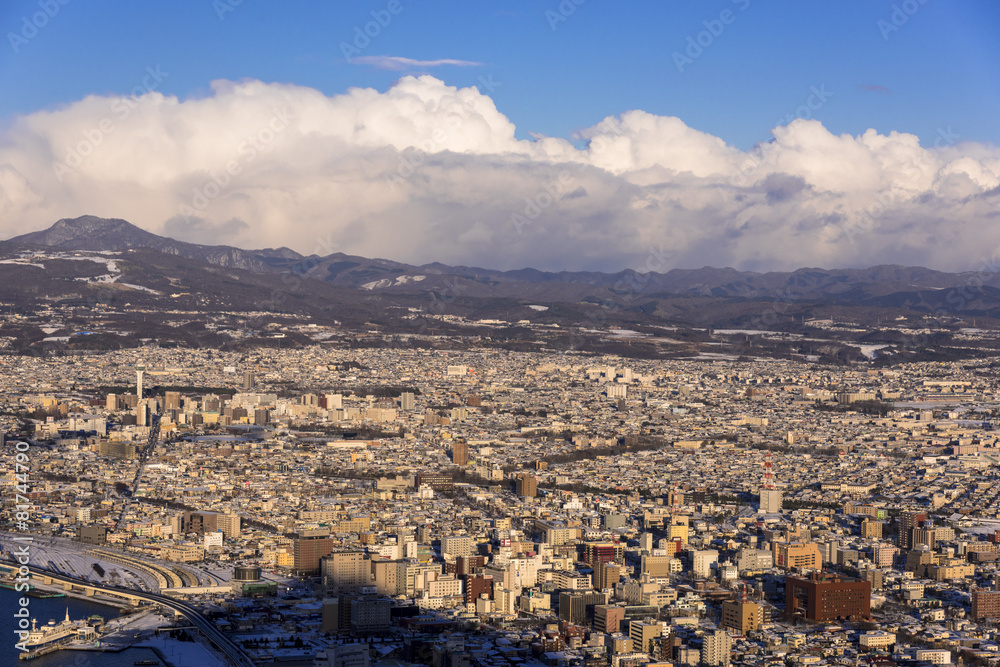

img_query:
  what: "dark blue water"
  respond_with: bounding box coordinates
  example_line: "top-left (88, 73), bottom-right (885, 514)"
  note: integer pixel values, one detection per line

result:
top-left (0, 588), bottom-right (166, 666)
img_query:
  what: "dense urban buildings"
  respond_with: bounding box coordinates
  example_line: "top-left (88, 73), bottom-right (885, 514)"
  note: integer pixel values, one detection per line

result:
top-left (7, 344), bottom-right (1000, 665)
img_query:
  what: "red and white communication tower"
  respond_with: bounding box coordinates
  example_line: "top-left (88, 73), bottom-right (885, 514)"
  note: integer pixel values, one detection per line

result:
top-left (763, 445), bottom-right (776, 490)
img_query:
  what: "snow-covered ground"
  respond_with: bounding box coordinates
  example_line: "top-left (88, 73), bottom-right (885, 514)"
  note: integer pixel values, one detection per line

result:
top-left (119, 283), bottom-right (162, 294)
top-left (361, 274), bottom-right (426, 290)
top-left (859, 344), bottom-right (890, 359)
top-left (0, 534), bottom-right (217, 592)
top-left (5, 250), bottom-right (160, 293)
top-left (137, 634), bottom-right (231, 667)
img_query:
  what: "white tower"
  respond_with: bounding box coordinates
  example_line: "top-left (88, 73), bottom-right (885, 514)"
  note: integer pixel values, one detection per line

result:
top-left (136, 365), bottom-right (145, 399)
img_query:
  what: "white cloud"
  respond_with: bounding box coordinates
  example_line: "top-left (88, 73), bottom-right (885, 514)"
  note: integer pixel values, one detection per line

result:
top-left (350, 56), bottom-right (484, 70)
top-left (1, 75), bottom-right (999, 272)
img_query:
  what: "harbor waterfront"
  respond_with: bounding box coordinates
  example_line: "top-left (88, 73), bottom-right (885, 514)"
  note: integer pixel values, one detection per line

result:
top-left (1, 587), bottom-right (165, 665)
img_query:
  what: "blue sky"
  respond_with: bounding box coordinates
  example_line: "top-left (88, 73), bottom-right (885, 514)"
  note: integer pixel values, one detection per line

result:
top-left (1, 0), bottom-right (1000, 271)
top-left (3, 0), bottom-right (999, 150)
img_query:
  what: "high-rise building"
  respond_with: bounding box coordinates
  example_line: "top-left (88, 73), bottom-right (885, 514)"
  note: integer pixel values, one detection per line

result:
top-left (292, 530), bottom-right (335, 575)
top-left (912, 527), bottom-right (937, 551)
top-left (399, 392), bottom-right (415, 410)
top-left (972, 589), bottom-right (1000, 620)
top-left (861, 519), bottom-right (883, 539)
top-left (136, 400), bottom-right (149, 427)
top-left (594, 605), bottom-right (625, 634)
top-left (701, 629), bottom-right (732, 666)
top-left (785, 573), bottom-right (872, 621)
top-left (720, 599), bottom-right (762, 634)
top-left (586, 542), bottom-right (622, 569)
top-left (452, 440), bottom-right (469, 466)
top-left (516, 473), bottom-right (537, 498)
top-left (164, 391), bottom-right (181, 411)
top-left (463, 575), bottom-right (493, 604)
top-left (442, 536), bottom-right (475, 559)
top-left (899, 512), bottom-right (928, 550)
top-left (629, 620), bottom-right (663, 654)
top-left (217, 513), bottom-right (241, 539)
top-left (558, 590), bottom-right (607, 625)
top-left (242, 370), bottom-right (255, 389)
top-left (692, 549), bottom-right (719, 578)
top-left (759, 489), bottom-right (783, 514)
top-left (321, 551), bottom-right (373, 592)
top-left (595, 563), bottom-right (621, 591)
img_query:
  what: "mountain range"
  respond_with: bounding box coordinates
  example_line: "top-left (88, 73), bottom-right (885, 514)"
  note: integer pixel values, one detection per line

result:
top-left (9, 215), bottom-right (999, 305)
top-left (2, 215), bottom-right (999, 360)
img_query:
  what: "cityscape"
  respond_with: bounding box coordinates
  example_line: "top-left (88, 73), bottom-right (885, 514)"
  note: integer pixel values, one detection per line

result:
top-left (3, 1), bottom-right (1000, 667)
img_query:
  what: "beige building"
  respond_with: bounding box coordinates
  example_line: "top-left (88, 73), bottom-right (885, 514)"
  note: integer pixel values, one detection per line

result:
top-left (721, 599), bottom-right (762, 634)
top-left (321, 551), bottom-right (373, 593)
top-left (774, 542), bottom-right (821, 570)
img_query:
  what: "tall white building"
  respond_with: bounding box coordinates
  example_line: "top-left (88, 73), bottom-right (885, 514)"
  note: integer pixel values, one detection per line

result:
top-left (701, 629), bottom-right (732, 666)
top-left (759, 489), bottom-right (783, 513)
top-left (692, 549), bottom-right (719, 578)
top-left (441, 536), bottom-right (475, 559)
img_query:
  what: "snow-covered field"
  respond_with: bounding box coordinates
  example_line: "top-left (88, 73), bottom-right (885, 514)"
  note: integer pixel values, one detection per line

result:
top-left (4, 251), bottom-right (160, 293)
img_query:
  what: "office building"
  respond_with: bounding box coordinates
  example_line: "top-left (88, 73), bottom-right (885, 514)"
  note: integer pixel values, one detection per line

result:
top-left (720, 599), bottom-right (762, 634)
top-left (516, 473), bottom-right (538, 498)
top-left (321, 551), bottom-right (373, 593)
top-left (972, 589), bottom-right (1000, 620)
top-left (629, 620), bottom-right (662, 654)
top-left (774, 542), bottom-right (822, 571)
top-left (452, 440), bottom-right (469, 466)
top-left (899, 511), bottom-right (928, 550)
top-left (292, 529), bottom-right (335, 575)
top-left (701, 629), bottom-right (732, 667)
top-left (785, 573), bottom-right (871, 621)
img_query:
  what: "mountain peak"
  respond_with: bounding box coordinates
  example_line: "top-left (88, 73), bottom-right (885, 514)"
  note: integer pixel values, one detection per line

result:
top-left (11, 215), bottom-right (161, 249)
top-left (6, 215), bottom-right (302, 271)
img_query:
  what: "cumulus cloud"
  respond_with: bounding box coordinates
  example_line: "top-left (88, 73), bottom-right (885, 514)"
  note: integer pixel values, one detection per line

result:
top-left (1, 75), bottom-right (999, 272)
